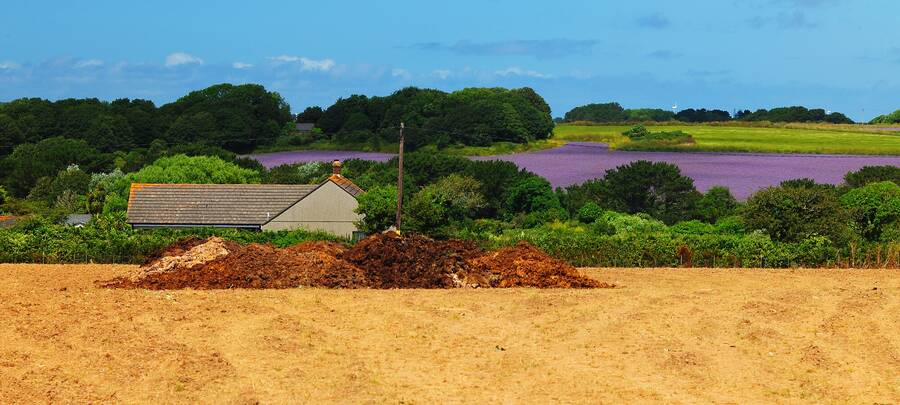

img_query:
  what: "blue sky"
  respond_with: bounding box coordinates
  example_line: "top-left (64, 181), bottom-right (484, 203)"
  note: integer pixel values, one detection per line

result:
top-left (1, 0), bottom-right (898, 121)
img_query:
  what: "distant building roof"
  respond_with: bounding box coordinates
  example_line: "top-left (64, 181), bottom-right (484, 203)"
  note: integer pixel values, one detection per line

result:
top-left (295, 123), bottom-right (315, 132)
top-left (126, 176), bottom-right (365, 228)
top-left (127, 184), bottom-right (318, 228)
top-left (64, 214), bottom-right (93, 226)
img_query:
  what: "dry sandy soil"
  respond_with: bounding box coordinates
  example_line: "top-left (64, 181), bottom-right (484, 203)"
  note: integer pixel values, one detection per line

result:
top-left (1, 264), bottom-right (898, 404)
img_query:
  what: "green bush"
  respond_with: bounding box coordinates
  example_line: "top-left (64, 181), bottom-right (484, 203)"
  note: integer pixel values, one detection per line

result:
top-left (742, 185), bottom-right (851, 243)
top-left (502, 176), bottom-right (562, 215)
top-left (113, 154), bottom-right (261, 197)
top-left (405, 174), bottom-right (486, 234)
top-left (844, 166), bottom-right (900, 188)
top-left (696, 186), bottom-right (738, 223)
top-left (576, 202), bottom-right (604, 223)
top-left (354, 185), bottom-right (398, 233)
top-left (841, 181), bottom-right (900, 241)
top-left (595, 160), bottom-right (701, 225)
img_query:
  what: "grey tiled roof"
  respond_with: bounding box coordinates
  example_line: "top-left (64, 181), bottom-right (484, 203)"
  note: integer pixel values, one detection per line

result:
top-left (127, 184), bottom-right (317, 226)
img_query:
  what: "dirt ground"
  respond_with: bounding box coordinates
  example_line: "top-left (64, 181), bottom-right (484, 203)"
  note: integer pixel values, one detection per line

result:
top-left (1, 264), bottom-right (898, 404)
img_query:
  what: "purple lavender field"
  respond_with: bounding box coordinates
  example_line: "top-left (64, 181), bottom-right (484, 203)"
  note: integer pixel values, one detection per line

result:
top-left (248, 143), bottom-right (900, 200)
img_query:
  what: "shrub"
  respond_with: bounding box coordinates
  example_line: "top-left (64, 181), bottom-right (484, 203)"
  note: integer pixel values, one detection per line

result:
top-left (263, 162), bottom-right (329, 184)
top-left (576, 202), bottom-right (604, 223)
top-left (354, 185), bottom-right (397, 233)
top-left (844, 166), bottom-right (900, 188)
top-left (502, 176), bottom-right (562, 215)
top-left (696, 186), bottom-right (738, 223)
top-left (622, 125), bottom-right (650, 139)
top-left (0, 186), bottom-right (8, 207)
top-left (405, 174), bottom-right (486, 234)
top-left (113, 154), bottom-right (261, 196)
top-left (840, 181), bottom-right (900, 241)
top-left (595, 160), bottom-right (701, 225)
top-left (742, 185), bottom-right (850, 243)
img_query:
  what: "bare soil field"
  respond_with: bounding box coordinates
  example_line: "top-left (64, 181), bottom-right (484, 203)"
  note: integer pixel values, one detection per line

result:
top-left (1, 264), bottom-right (898, 404)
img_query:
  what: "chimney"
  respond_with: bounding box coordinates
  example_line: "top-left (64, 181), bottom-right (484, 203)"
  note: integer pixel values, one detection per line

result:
top-left (332, 160), bottom-right (343, 176)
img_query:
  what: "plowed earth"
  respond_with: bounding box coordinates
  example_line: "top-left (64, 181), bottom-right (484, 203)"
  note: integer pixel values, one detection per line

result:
top-left (102, 234), bottom-right (611, 290)
top-left (2, 265), bottom-right (898, 403)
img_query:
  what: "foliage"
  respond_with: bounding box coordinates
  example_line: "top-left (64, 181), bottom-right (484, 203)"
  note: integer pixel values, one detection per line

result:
top-left (742, 185), bottom-right (850, 243)
top-left (0, 186), bottom-right (8, 207)
top-left (738, 106), bottom-right (854, 124)
top-left (502, 176), bottom-right (562, 215)
top-left (317, 86), bottom-right (553, 149)
top-left (696, 186), bottom-right (738, 223)
top-left (593, 160), bottom-right (701, 224)
top-left (111, 154), bottom-right (261, 198)
top-left (563, 102), bottom-right (628, 123)
top-left (405, 175), bottom-right (486, 234)
top-left (576, 202), bottom-right (604, 223)
top-left (675, 108), bottom-right (731, 122)
top-left (869, 109), bottom-right (900, 124)
top-left (354, 185), bottom-right (398, 233)
top-left (844, 165), bottom-right (900, 188)
top-left (618, 126), bottom-right (695, 150)
top-left (0, 84), bottom-right (291, 155)
top-left (48, 165), bottom-right (91, 204)
top-left (0, 212), bottom-right (343, 264)
top-left (625, 108), bottom-right (676, 122)
top-left (296, 106), bottom-right (324, 123)
top-left (1, 137), bottom-right (110, 197)
top-left (263, 162), bottom-right (330, 184)
top-left (840, 181), bottom-right (900, 241)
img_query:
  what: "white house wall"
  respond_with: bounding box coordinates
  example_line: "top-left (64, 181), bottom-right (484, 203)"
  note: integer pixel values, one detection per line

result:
top-left (262, 181), bottom-right (361, 237)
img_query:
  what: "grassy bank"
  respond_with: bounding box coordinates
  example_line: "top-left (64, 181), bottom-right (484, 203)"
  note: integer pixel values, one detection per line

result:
top-left (554, 123), bottom-right (900, 155)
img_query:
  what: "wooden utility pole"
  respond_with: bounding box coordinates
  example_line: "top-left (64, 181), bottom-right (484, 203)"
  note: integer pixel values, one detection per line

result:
top-left (395, 122), bottom-right (405, 230)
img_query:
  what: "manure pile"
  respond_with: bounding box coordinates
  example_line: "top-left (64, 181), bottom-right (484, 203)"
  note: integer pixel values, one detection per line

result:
top-left (101, 233), bottom-right (612, 290)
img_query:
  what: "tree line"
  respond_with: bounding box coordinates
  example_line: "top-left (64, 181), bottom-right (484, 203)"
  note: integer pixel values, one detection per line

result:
top-left (296, 87), bottom-right (554, 149)
top-left (0, 83), bottom-right (293, 156)
top-left (562, 102), bottom-right (854, 124)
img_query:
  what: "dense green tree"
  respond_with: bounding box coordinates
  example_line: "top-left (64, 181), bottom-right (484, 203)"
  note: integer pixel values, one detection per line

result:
top-left (296, 106), bottom-right (324, 123)
top-left (405, 174), bottom-right (486, 233)
top-left (0, 114), bottom-right (23, 155)
top-left (696, 186), bottom-right (738, 223)
top-left (112, 154), bottom-right (261, 197)
top-left (48, 165), bottom-right (91, 203)
top-left (870, 109), bottom-right (900, 124)
top-left (2, 137), bottom-right (109, 197)
top-left (840, 181), bottom-right (900, 241)
top-left (563, 102), bottom-right (628, 123)
top-left (502, 176), bottom-right (561, 215)
top-left (594, 160), bottom-right (701, 224)
top-left (675, 108), bottom-right (731, 122)
top-left (739, 106), bottom-right (853, 124)
top-left (625, 108), bottom-right (676, 122)
top-left (742, 185), bottom-right (850, 243)
top-left (354, 185), bottom-right (397, 232)
top-left (844, 165), bottom-right (900, 188)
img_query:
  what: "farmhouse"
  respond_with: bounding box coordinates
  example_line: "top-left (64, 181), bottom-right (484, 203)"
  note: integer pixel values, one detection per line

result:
top-left (126, 161), bottom-right (364, 237)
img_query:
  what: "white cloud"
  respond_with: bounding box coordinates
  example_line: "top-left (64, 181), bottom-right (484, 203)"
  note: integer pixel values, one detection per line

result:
top-left (432, 69), bottom-right (452, 79)
top-left (232, 62), bottom-right (254, 69)
top-left (164, 52), bottom-right (203, 67)
top-left (494, 66), bottom-right (551, 79)
top-left (0, 61), bottom-right (21, 70)
top-left (268, 55), bottom-right (335, 71)
top-left (74, 59), bottom-right (104, 68)
top-left (391, 68), bottom-right (410, 79)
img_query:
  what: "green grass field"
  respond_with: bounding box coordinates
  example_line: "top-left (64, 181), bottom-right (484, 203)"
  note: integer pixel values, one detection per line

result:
top-left (554, 124), bottom-right (900, 155)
